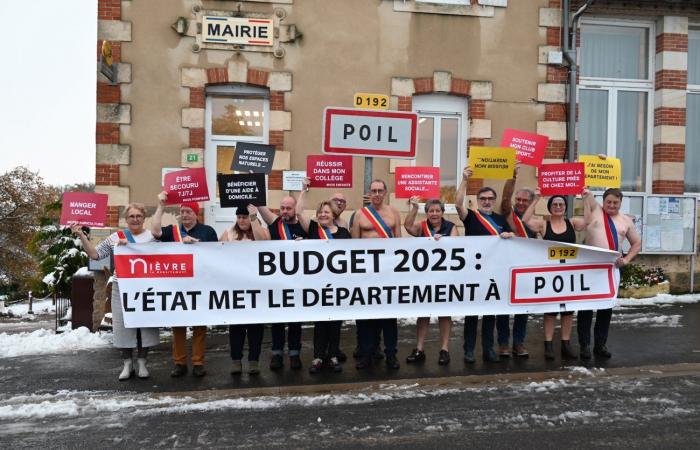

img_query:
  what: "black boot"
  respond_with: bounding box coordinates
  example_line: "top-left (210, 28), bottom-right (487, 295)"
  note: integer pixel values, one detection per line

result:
top-left (580, 344), bottom-right (592, 360)
top-left (561, 340), bottom-right (577, 360)
top-left (594, 344), bottom-right (612, 358)
top-left (544, 341), bottom-right (555, 360)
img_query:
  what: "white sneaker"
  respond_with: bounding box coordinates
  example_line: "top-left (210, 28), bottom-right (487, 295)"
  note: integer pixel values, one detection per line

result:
top-left (136, 358), bottom-right (150, 379)
top-left (119, 359), bottom-right (134, 381)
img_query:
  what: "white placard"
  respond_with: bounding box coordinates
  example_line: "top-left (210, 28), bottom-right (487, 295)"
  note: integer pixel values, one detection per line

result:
top-left (282, 171), bottom-right (306, 191)
top-left (114, 237), bottom-right (619, 327)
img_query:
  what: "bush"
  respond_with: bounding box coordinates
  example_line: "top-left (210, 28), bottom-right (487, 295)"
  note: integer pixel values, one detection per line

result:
top-left (619, 264), bottom-right (667, 289)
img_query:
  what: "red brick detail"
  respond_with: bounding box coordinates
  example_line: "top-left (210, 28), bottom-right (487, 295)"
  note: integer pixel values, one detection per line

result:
top-left (468, 138), bottom-right (485, 147)
top-left (270, 91), bottom-right (285, 111)
top-left (544, 140), bottom-right (567, 159)
top-left (397, 96), bottom-right (412, 111)
top-left (189, 128), bottom-right (205, 148)
top-left (269, 130), bottom-right (285, 152)
top-left (545, 104), bottom-right (567, 121)
top-left (655, 70), bottom-right (688, 90)
top-left (654, 107), bottom-right (686, 127)
top-left (469, 100), bottom-right (486, 119)
top-left (268, 170), bottom-right (283, 190)
top-left (450, 79), bottom-right (470, 96)
top-left (206, 68), bottom-right (228, 85)
top-left (96, 123), bottom-right (120, 144)
top-left (413, 78), bottom-right (433, 94)
top-left (652, 180), bottom-right (685, 194)
top-left (105, 206), bottom-right (120, 228)
top-left (653, 143), bottom-right (685, 163)
top-left (547, 27), bottom-right (561, 46)
top-left (97, 41), bottom-right (121, 63)
top-left (189, 88), bottom-right (205, 108)
top-left (96, 82), bottom-right (120, 103)
top-left (96, 164), bottom-right (120, 186)
top-left (247, 69), bottom-right (269, 87)
top-left (98, 0), bottom-right (121, 20)
top-left (548, 1), bottom-right (561, 7)
top-left (547, 66), bottom-right (568, 84)
top-left (656, 33), bottom-right (688, 53)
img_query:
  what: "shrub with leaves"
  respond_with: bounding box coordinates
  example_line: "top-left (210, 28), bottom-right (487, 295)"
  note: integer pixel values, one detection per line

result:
top-left (619, 264), bottom-right (667, 289)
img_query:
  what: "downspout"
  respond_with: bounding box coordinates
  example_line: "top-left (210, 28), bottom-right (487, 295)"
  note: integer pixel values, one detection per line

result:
top-left (562, 0), bottom-right (595, 218)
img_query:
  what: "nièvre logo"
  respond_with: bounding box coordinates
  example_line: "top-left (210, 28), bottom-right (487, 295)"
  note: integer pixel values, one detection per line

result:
top-left (115, 254), bottom-right (194, 278)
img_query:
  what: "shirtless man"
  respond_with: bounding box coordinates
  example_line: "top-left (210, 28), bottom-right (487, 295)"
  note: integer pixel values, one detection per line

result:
top-left (579, 182), bottom-right (641, 360)
top-left (351, 179), bottom-right (402, 370)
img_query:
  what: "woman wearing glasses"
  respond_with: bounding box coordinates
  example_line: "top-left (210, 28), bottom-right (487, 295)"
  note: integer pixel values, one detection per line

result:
top-left (521, 189), bottom-right (587, 360)
top-left (72, 203), bottom-right (160, 381)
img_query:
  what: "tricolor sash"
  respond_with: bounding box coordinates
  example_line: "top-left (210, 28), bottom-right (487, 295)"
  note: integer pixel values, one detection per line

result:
top-left (361, 206), bottom-right (393, 238)
top-left (318, 224), bottom-right (333, 240)
top-left (471, 209), bottom-right (500, 236)
top-left (421, 220), bottom-right (436, 237)
top-left (511, 209), bottom-right (529, 239)
top-left (117, 230), bottom-right (136, 243)
top-left (277, 220), bottom-right (293, 240)
top-left (171, 224), bottom-right (187, 243)
top-left (603, 211), bottom-right (619, 251)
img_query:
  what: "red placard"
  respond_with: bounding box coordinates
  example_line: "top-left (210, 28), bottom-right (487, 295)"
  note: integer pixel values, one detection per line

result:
top-left (115, 254), bottom-right (194, 278)
top-left (501, 129), bottom-right (549, 167)
top-left (163, 168), bottom-right (210, 204)
top-left (306, 155), bottom-right (353, 188)
top-left (60, 192), bottom-right (108, 227)
top-left (394, 167), bottom-right (440, 199)
top-left (538, 162), bottom-right (585, 196)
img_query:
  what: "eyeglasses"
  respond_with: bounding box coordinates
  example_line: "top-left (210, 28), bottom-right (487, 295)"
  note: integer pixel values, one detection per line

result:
top-left (370, 189), bottom-right (386, 194)
top-left (332, 199), bottom-right (346, 204)
top-left (478, 196), bottom-right (496, 202)
top-left (127, 215), bottom-right (144, 220)
top-left (551, 203), bottom-right (566, 208)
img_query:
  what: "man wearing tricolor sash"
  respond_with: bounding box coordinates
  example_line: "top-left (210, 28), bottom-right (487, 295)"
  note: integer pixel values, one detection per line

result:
top-left (151, 192), bottom-right (218, 378)
top-left (578, 184), bottom-right (641, 360)
top-left (456, 167), bottom-right (514, 364)
top-left (497, 163), bottom-right (537, 359)
top-left (351, 179), bottom-right (403, 370)
top-left (259, 197), bottom-right (308, 371)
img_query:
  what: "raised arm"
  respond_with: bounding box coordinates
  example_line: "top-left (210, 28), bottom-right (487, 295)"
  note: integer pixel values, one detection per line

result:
top-left (522, 188), bottom-right (546, 234)
top-left (257, 206), bottom-right (279, 226)
top-left (500, 163), bottom-right (520, 216)
top-left (582, 187), bottom-right (599, 226)
top-left (71, 224), bottom-right (99, 260)
top-left (392, 207), bottom-right (402, 237)
top-left (150, 191), bottom-right (167, 238)
top-left (248, 205), bottom-right (271, 241)
top-left (403, 196), bottom-right (422, 237)
top-left (455, 166), bottom-right (472, 222)
top-left (295, 178), bottom-right (312, 232)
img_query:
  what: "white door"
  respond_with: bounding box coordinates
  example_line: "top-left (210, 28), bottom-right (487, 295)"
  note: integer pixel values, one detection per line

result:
top-left (204, 86), bottom-right (269, 236)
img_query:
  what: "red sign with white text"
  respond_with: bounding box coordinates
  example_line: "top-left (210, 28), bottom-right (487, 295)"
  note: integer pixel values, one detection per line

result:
top-left (307, 155), bottom-right (353, 188)
top-left (394, 166), bottom-right (440, 199)
top-left (60, 192), bottom-right (108, 227)
top-left (501, 129), bottom-right (549, 167)
top-left (163, 168), bottom-right (209, 204)
top-left (114, 254), bottom-right (194, 278)
top-left (538, 162), bottom-right (585, 196)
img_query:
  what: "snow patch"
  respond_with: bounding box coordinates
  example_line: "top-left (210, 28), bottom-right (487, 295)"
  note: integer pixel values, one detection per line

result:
top-left (616, 293), bottom-right (700, 307)
top-left (0, 327), bottom-right (112, 358)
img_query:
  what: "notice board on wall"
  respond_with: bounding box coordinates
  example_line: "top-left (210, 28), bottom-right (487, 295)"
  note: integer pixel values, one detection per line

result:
top-left (642, 195), bottom-right (697, 255)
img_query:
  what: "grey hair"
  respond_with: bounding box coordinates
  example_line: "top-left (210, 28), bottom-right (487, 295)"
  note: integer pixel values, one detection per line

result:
top-left (516, 188), bottom-right (535, 202)
top-left (424, 199), bottom-right (445, 213)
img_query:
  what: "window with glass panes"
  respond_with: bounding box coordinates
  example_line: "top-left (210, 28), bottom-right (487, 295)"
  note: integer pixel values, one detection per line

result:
top-left (686, 28), bottom-right (700, 193)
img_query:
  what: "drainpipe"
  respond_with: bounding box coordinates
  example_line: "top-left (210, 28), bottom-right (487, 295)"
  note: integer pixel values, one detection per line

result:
top-left (562, 0), bottom-right (594, 218)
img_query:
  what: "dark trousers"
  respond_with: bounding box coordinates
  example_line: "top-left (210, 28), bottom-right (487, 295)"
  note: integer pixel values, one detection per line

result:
top-left (463, 315), bottom-right (495, 353)
top-left (357, 318), bottom-right (397, 358)
top-left (496, 314), bottom-right (528, 346)
top-left (229, 324), bottom-right (264, 361)
top-left (313, 321), bottom-right (342, 359)
top-left (271, 322), bottom-right (302, 355)
top-left (577, 309), bottom-right (613, 347)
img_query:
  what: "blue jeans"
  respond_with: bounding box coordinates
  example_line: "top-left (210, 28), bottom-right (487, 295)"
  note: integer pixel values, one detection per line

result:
top-left (357, 319), bottom-right (397, 358)
top-left (496, 314), bottom-right (528, 346)
top-left (463, 315), bottom-right (495, 353)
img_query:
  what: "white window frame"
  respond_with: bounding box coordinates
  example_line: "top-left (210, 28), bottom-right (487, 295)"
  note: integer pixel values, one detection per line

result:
top-left (412, 94), bottom-right (468, 214)
top-left (685, 26), bottom-right (700, 196)
top-left (578, 18), bottom-right (655, 194)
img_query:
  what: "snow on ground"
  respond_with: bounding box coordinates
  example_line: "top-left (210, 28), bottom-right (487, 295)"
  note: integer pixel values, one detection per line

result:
top-left (616, 293), bottom-right (700, 307)
top-left (3, 298), bottom-right (55, 317)
top-left (0, 327), bottom-right (112, 358)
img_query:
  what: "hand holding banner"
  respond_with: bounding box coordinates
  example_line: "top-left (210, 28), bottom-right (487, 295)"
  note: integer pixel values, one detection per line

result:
top-left (579, 155), bottom-right (621, 188)
top-left (60, 192), bottom-right (108, 227)
top-left (394, 167), bottom-right (440, 199)
top-left (163, 168), bottom-right (210, 204)
top-left (469, 147), bottom-right (516, 180)
top-left (538, 162), bottom-right (585, 196)
top-left (501, 129), bottom-right (548, 167)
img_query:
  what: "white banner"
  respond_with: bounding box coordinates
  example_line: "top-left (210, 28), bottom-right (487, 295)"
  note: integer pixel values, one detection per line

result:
top-left (114, 237), bottom-right (620, 327)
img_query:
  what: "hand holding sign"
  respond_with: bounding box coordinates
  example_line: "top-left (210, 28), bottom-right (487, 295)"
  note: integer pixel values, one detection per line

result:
top-left (163, 168), bottom-right (209, 204)
top-left (394, 167), bottom-right (440, 199)
top-left (231, 143), bottom-right (276, 174)
top-left (579, 154), bottom-right (621, 188)
top-left (538, 162), bottom-right (585, 196)
top-left (218, 173), bottom-right (267, 208)
top-left (469, 147), bottom-right (516, 180)
top-left (501, 129), bottom-right (548, 167)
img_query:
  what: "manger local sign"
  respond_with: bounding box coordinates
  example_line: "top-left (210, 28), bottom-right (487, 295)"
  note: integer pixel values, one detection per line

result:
top-left (202, 16), bottom-right (274, 46)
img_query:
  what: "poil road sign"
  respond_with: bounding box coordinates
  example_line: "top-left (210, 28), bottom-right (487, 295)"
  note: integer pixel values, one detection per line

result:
top-left (322, 107), bottom-right (417, 159)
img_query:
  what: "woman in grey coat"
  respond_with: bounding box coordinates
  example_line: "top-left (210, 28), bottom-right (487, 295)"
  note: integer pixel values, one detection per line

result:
top-left (72, 203), bottom-right (160, 380)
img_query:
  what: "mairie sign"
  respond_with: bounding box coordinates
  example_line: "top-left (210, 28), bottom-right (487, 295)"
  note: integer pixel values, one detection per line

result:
top-left (202, 16), bottom-right (273, 46)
